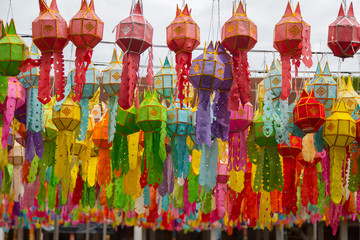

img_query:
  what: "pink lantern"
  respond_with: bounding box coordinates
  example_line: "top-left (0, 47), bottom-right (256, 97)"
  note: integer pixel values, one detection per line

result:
top-left (69, 0), bottom-right (104, 102)
top-left (115, 0), bottom-right (153, 110)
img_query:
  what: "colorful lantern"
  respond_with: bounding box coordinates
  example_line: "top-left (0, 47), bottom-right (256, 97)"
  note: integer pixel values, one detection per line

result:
top-left (323, 100), bottom-right (356, 204)
top-left (337, 76), bottom-right (360, 114)
top-left (293, 89), bottom-right (326, 133)
top-left (42, 101), bottom-right (58, 142)
top-left (274, 2), bottom-right (312, 100)
top-left (221, 1), bottom-right (257, 109)
top-left (328, 3), bottom-right (360, 58)
top-left (154, 57), bottom-right (176, 100)
top-left (264, 60), bottom-right (282, 100)
top-left (307, 62), bottom-right (337, 117)
top-left (167, 98), bottom-right (193, 178)
top-left (254, 102), bottom-right (277, 147)
top-left (166, 4), bottom-right (200, 105)
top-left (30, 0), bottom-right (69, 104)
top-left (69, 0), bottom-right (103, 101)
top-left (189, 42), bottom-right (226, 147)
top-left (116, 0), bottom-right (153, 109)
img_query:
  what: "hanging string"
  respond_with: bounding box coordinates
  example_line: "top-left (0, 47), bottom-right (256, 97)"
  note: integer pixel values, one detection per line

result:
top-left (216, 0), bottom-right (221, 41)
top-left (182, 0), bottom-right (185, 8)
top-left (207, 0), bottom-right (215, 43)
top-left (6, 0), bottom-right (14, 23)
top-left (338, 58), bottom-right (342, 94)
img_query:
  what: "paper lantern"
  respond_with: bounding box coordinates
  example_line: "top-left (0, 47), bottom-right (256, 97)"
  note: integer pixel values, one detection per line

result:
top-left (337, 76), bottom-right (360, 114)
top-left (323, 100), bottom-right (356, 204)
top-left (8, 141), bottom-right (24, 166)
top-left (293, 89), bottom-right (326, 133)
top-left (328, 3), bottom-right (360, 58)
top-left (42, 101), bottom-right (58, 142)
top-left (116, 0), bottom-right (153, 110)
top-left (264, 60), bottom-right (282, 100)
top-left (277, 134), bottom-right (302, 214)
top-left (254, 102), bottom-right (277, 147)
top-left (31, 0), bottom-right (69, 104)
top-left (189, 42), bottom-right (226, 147)
top-left (221, 1), bottom-right (257, 108)
top-left (136, 91), bottom-right (167, 186)
top-left (154, 57), bottom-right (176, 100)
top-left (167, 98), bottom-right (193, 178)
top-left (69, 0), bottom-right (103, 101)
top-left (166, 4), bottom-right (200, 105)
top-left (307, 62), bottom-right (337, 117)
top-left (274, 2), bottom-right (312, 100)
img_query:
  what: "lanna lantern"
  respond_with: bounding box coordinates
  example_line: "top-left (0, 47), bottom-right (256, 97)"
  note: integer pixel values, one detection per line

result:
top-left (136, 90), bottom-right (167, 186)
top-left (189, 42), bottom-right (225, 147)
top-left (42, 100), bottom-right (58, 142)
top-left (228, 102), bottom-right (253, 172)
top-left (254, 101), bottom-right (277, 148)
top-left (167, 4), bottom-right (200, 105)
top-left (337, 76), bottom-right (360, 114)
top-left (274, 2), bottom-right (312, 100)
top-left (277, 134), bottom-right (302, 215)
top-left (154, 57), bottom-right (176, 100)
top-left (8, 141), bottom-right (25, 166)
top-left (92, 111), bottom-right (112, 186)
top-left (307, 62), bottom-right (337, 117)
top-left (167, 97), bottom-right (193, 178)
top-left (293, 89), bottom-right (326, 133)
top-left (31, 0), bottom-right (69, 104)
top-left (264, 60), bottom-right (282, 100)
top-left (328, 3), bottom-right (360, 58)
top-left (69, 0), bottom-right (103, 101)
top-left (221, 1), bottom-right (257, 109)
top-left (323, 100), bottom-right (356, 204)
top-left (116, 0), bottom-right (153, 110)
top-left (0, 19), bottom-right (28, 103)
top-left (102, 49), bottom-right (123, 142)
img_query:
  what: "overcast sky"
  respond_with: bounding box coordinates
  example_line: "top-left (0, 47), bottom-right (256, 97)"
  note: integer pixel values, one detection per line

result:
top-left (1, 0), bottom-right (360, 79)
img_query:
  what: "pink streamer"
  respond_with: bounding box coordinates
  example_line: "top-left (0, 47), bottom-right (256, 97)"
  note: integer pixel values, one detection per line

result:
top-left (146, 46), bottom-right (154, 86)
top-left (280, 55), bottom-right (291, 100)
top-left (73, 48), bottom-right (92, 102)
top-left (53, 51), bottom-right (66, 102)
top-left (215, 183), bottom-right (226, 219)
top-left (228, 131), bottom-right (247, 172)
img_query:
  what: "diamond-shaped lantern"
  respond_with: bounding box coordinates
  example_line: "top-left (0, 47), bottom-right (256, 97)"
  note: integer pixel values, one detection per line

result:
top-left (264, 60), bottom-right (282, 100)
top-left (328, 3), bottom-right (360, 58)
top-left (293, 89), bottom-right (326, 133)
top-left (337, 76), bottom-right (360, 114)
top-left (52, 95), bottom-right (81, 132)
top-left (154, 57), bottom-right (176, 100)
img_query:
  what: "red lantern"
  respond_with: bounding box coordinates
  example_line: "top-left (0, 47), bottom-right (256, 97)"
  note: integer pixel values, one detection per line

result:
top-left (293, 89), bottom-right (326, 133)
top-left (274, 2), bottom-right (312, 100)
top-left (221, 2), bottom-right (257, 109)
top-left (116, 0), bottom-right (153, 110)
top-left (167, 5), bottom-right (200, 105)
top-left (69, 0), bottom-right (104, 101)
top-left (328, 3), bottom-right (360, 58)
top-left (278, 134), bottom-right (302, 214)
top-left (31, 0), bottom-right (69, 104)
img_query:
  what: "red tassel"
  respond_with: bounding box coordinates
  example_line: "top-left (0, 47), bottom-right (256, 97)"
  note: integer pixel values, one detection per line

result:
top-left (53, 51), bottom-right (66, 102)
top-left (175, 51), bottom-right (192, 106)
top-left (227, 84), bottom-right (240, 111)
top-left (19, 58), bottom-right (41, 73)
top-left (97, 148), bottom-right (111, 186)
top-left (38, 52), bottom-right (52, 104)
top-left (301, 25), bottom-right (313, 68)
top-left (146, 46), bottom-right (154, 86)
top-left (280, 55), bottom-right (291, 100)
top-left (282, 157), bottom-right (297, 214)
top-left (72, 174), bottom-right (84, 205)
top-left (73, 48), bottom-right (92, 102)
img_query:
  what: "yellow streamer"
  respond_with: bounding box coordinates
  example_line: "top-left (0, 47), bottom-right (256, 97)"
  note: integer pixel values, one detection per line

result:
top-left (259, 188), bottom-right (272, 230)
top-left (229, 169), bottom-right (245, 193)
top-left (330, 146), bottom-right (345, 204)
top-left (191, 149), bottom-right (201, 175)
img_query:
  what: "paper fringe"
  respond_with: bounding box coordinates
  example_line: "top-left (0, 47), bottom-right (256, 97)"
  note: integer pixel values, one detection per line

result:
top-left (280, 55), bottom-right (291, 100)
top-left (196, 90), bottom-right (212, 147)
top-left (38, 53), bottom-right (52, 104)
top-left (97, 148), bottom-right (112, 186)
top-left (228, 132), bottom-right (247, 172)
top-left (146, 46), bottom-right (154, 86)
top-left (175, 51), bottom-right (192, 106)
top-left (282, 158), bottom-right (297, 214)
top-left (330, 146), bottom-right (346, 205)
top-left (53, 52), bottom-right (66, 102)
top-left (73, 48), bottom-right (93, 102)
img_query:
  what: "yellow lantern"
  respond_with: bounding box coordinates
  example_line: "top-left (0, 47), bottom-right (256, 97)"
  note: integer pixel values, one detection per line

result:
top-left (337, 76), bottom-right (360, 114)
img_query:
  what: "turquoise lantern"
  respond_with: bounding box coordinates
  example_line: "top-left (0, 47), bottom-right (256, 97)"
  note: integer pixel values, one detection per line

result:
top-left (154, 57), bottom-right (176, 100)
top-left (264, 60), bottom-right (282, 100)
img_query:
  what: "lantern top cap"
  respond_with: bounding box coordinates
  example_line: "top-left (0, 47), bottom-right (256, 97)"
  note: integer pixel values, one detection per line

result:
top-left (176, 4), bottom-right (191, 17)
top-left (6, 19), bottom-right (16, 35)
top-left (338, 4), bottom-right (345, 18)
top-left (110, 48), bottom-right (118, 64)
top-left (163, 57), bottom-right (171, 67)
top-left (39, 0), bottom-right (59, 13)
top-left (133, 1), bottom-right (143, 15)
top-left (335, 99), bottom-right (349, 113)
top-left (323, 62), bottom-right (332, 76)
top-left (347, 75), bottom-right (355, 90)
top-left (348, 2), bottom-right (355, 18)
top-left (314, 62), bottom-right (322, 76)
top-left (234, 1), bottom-right (246, 16)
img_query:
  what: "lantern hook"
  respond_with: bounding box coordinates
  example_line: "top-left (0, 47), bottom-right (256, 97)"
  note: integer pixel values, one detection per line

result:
top-left (6, 0), bottom-right (14, 23)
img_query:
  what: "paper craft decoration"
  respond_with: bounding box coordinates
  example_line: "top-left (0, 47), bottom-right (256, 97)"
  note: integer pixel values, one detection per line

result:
top-left (264, 60), bottom-right (282, 100)
top-left (274, 2), bottom-right (312, 100)
top-left (328, 3), bottom-right (360, 58)
top-left (323, 100), bottom-right (356, 204)
top-left (167, 4), bottom-right (200, 105)
top-left (42, 100), bottom-right (58, 142)
top-left (337, 76), bottom-right (360, 114)
top-left (154, 57), bottom-right (176, 100)
top-left (116, 0), bottom-right (153, 110)
top-left (221, 1), bottom-right (257, 109)
top-left (69, 0), bottom-right (103, 102)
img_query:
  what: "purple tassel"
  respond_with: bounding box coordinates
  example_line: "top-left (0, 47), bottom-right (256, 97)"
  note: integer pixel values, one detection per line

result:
top-left (212, 91), bottom-right (230, 142)
top-left (158, 149), bottom-right (174, 197)
top-left (196, 90), bottom-right (212, 147)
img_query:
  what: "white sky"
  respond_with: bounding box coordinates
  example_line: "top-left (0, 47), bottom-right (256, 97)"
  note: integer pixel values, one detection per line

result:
top-left (1, 0), bottom-right (360, 79)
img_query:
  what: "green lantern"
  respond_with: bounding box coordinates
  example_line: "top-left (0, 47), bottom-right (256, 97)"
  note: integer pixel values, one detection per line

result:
top-left (254, 101), bottom-right (277, 147)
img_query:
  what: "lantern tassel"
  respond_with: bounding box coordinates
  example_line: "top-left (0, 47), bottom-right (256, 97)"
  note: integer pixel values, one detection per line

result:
top-left (0, 127), bottom-right (7, 170)
top-left (108, 95), bottom-right (118, 143)
top-left (78, 98), bottom-right (90, 141)
top-left (146, 46), bottom-right (154, 86)
top-left (73, 48), bottom-right (93, 102)
top-left (38, 52), bottom-right (52, 104)
top-left (301, 164), bottom-right (319, 207)
top-left (280, 55), bottom-right (291, 100)
top-left (112, 134), bottom-right (129, 174)
top-left (53, 51), bottom-right (66, 102)
top-left (97, 147), bottom-right (111, 186)
top-left (215, 182), bottom-right (226, 219)
top-left (0, 76), bottom-right (8, 104)
top-left (330, 146), bottom-right (346, 204)
top-left (175, 51), bottom-right (192, 106)
top-left (301, 25), bottom-right (313, 68)
top-left (171, 135), bottom-right (190, 179)
top-left (196, 90), bottom-right (212, 147)
top-left (211, 91), bottom-right (230, 141)
top-left (2, 98), bottom-right (17, 149)
top-left (158, 151), bottom-right (174, 197)
top-left (198, 139), bottom-right (218, 193)
top-left (54, 130), bottom-right (72, 179)
top-left (282, 157), bottom-right (297, 214)
top-left (228, 132), bottom-right (247, 172)
top-left (25, 131), bottom-right (44, 161)
top-left (71, 174), bottom-right (84, 206)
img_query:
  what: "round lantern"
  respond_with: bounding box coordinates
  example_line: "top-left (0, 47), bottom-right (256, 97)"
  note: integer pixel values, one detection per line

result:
top-left (221, 1), bottom-right (257, 108)
top-left (307, 62), bottom-right (337, 117)
top-left (167, 98), bottom-right (193, 178)
top-left (274, 2), bottom-right (312, 100)
top-left (31, 0), bottom-right (69, 104)
top-left (154, 57), bottom-right (176, 100)
top-left (293, 89), bottom-right (326, 133)
top-left (277, 134), bottom-right (302, 215)
top-left (337, 76), bottom-right (360, 114)
top-left (328, 3), bottom-right (360, 58)
top-left (116, 0), bottom-right (153, 110)
top-left (69, 0), bottom-right (104, 101)
top-left (323, 100), bottom-right (356, 204)
top-left (166, 4), bottom-right (200, 105)
top-left (264, 60), bottom-right (282, 100)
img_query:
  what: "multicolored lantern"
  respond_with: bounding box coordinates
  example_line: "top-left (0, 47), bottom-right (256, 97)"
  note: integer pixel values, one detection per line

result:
top-left (69, 0), bottom-right (103, 101)
top-left (274, 2), bottom-right (312, 100)
top-left (337, 76), bottom-right (360, 114)
top-left (221, 1), bottom-right (257, 108)
top-left (154, 57), bottom-right (176, 100)
top-left (167, 4), bottom-right (200, 105)
top-left (116, 0), bottom-right (153, 109)
top-left (323, 100), bottom-right (356, 204)
top-left (328, 3), bottom-right (360, 58)
top-left (293, 89), bottom-right (326, 133)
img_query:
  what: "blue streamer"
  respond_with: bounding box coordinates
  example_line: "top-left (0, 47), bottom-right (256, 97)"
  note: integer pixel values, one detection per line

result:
top-left (198, 139), bottom-right (218, 193)
top-left (108, 95), bottom-right (118, 143)
top-left (143, 185), bottom-right (151, 207)
top-left (162, 193), bottom-right (169, 212)
top-left (78, 99), bottom-right (89, 141)
top-left (314, 126), bottom-right (324, 152)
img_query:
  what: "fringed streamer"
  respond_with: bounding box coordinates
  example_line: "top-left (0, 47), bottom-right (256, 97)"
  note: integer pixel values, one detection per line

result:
top-left (38, 52), bottom-right (52, 104)
top-left (171, 136), bottom-right (189, 179)
top-left (0, 76), bottom-right (8, 104)
top-left (227, 84), bottom-right (240, 111)
top-left (1, 165), bottom-right (12, 194)
top-left (118, 52), bottom-right (140, 110)
top-left (146, 46), bottom-right (154, 86)
top-left (54, 70), bottom-right (73, 112)
top-left (301, 26), bottom-right (313, 68)
top-left (54, 131), bottom-right (72, 180)
top-left (314, 126), bottom-right (324, 153)
top-left (282, 158), bottom-right (297, 214)
top-left (263, 91), bottom-right (274, 138)
top-left (53, 52), bottom-right (66, 102)
top-left (71, 174), bottom-right (84, 206)
top-left (108, 95), bottom-right (118, 143)
top-left (276, 100), bottom-right (289, 145)
top-left (78, 98), bottom-right (89, 141)
top-left (228, 132), bottom-right (247, 172)
top-left (111, 134), bottom-right (128, 173)
top-left (114, 176), bottom-right (127, 210)
top-left (158, 149), bottom-right (174, 197)
top-left (212, 91), bottom-right (230, 141)
top-left (25, 131), bottom-right (44, 161)
top-left (28, 156), bottom-right (39, 183)
top-left (262, 147), bottom-right (283, 192)
top-left (349, 153), bottom-right (360, 192)
top-left (329, 199), bottom-right (343, 236)
top-left (330, 146), bottom-right (346, 205)
top-left (144, 131), bottom-right (164, 186)
top-left (27, 87), bottom-right (43, 132)
top-left (22, 176), bottom-right (39, 209)
top-left (184, 180), bottom-right (196, 216)
top-left (229, 168), bottom-right (245, 193)
top-left (215, 182), bottom-right (226, 219)
top-left (259, 189), bottom-right (272, 230)
top-left (97, 148), bottom-right (111, 186)
top-left (270, 189), bottom-right (282, 213)
top-left (187, 165), bottom-right (199, 203)
top-left (243, 169), bottom-right (258, 227)
top-left (196, 90), bottom-right (212, 147)
top-left (73, 48), bottom-right (93, 102)
top-left (175, 51), bottom-right (192, 106)
top-left (301, 165), bottom-right (319, 206)
top-left (47, 168), bottom-right (59, 210)
top-left (319, 149), bottom-right (331, 195)
top-left (87, 157), bottom-right (98, 187)
top-left (198, 139), bottom-right (218, 193)
top-left (280, 55), bottom-right (291, 100)
top-left (235, 50), bottom-right (251, 106)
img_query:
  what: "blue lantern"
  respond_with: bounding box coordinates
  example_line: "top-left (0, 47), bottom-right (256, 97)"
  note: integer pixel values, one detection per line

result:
top-left (154, 57), bottom-right (176, 100)
top-left (264, 60), bottom-right (282, 100)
